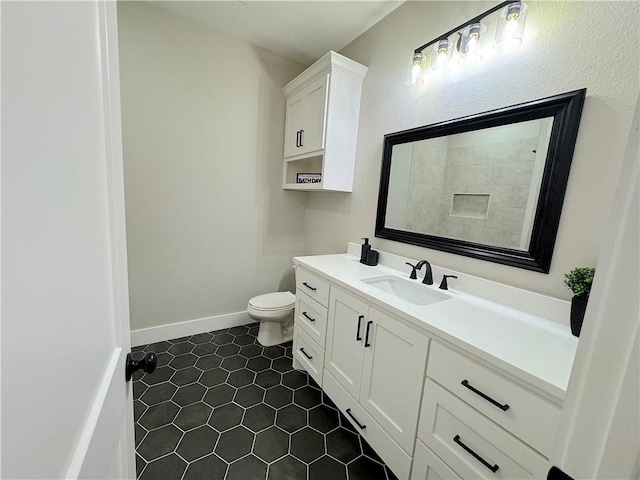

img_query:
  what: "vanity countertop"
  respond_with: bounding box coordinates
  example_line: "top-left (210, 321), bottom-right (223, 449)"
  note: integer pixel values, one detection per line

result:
top-left (294, 253), bottom-right (578, 402)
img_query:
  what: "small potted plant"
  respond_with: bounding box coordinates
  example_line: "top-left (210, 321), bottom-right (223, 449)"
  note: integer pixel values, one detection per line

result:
top-left (564, 266), bottom-right (595, 337)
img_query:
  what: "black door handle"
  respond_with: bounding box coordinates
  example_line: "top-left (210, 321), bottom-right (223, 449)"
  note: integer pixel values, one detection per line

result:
top-left (299, 129), bottom-right (304, 147)
top-left (364, 320), bottom-right (373, 347)
top-left (453, 435), bottom-right (499, 473)
top-left (356, 315), bottom-right (364, 341)
top-left (302, 311), bottom-right (315, 322)
top-left (299, 348), bottom-right (313, 360)
top-left (295, 130), bottom-right (300, 147)
top-left (126, 352), bottom-right (157, 381)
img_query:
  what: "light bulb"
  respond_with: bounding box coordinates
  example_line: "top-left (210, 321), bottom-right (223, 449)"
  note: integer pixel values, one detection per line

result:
top-left (458, 22), bottom-right (486, 65)
top-left (406, 52), bottom-right (424, 87)
top-left (432, 39), bottom-right (452, 74)
top-left (494, 2), bottom-right (528, 51)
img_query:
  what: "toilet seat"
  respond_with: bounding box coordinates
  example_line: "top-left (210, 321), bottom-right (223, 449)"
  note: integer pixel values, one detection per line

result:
top-left (248, 292), bottom-right (295, 311)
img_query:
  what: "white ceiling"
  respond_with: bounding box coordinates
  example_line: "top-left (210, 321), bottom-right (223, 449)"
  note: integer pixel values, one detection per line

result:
top-left (147, 0), bottom-right (403, 66)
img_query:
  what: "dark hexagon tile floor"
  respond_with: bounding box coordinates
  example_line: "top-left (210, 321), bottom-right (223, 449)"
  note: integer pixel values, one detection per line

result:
top-left (133, 322), bottom-right (399, 480)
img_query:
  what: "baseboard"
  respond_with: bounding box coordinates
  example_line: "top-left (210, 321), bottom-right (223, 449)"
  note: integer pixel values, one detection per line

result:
top-left (130, 311), bottom-right (255, 347)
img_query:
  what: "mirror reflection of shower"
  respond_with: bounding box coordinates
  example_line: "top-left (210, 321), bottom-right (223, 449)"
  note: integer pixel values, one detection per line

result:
top-left (385, 117), bottom-right (553, 251)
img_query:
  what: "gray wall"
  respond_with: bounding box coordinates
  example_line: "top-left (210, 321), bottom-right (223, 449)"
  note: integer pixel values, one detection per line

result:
top-left (304, 1), bottom-right (639, 300)
top-left (118, 2), bottom-right (307, 331)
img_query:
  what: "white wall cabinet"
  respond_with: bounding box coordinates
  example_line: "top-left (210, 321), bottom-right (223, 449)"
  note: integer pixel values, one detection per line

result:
top-left (282, 51), bottom-right (367, 192)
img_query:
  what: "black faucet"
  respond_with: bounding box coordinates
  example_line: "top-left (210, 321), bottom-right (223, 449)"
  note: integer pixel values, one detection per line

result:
top-left (415, 260), bottom-right (433, 285)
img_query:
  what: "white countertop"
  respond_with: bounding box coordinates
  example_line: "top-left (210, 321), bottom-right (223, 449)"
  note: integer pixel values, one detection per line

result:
top-left (294, 253), bottom-right (578, 402)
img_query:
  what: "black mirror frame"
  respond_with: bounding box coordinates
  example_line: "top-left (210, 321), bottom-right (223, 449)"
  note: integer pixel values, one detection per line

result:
top-left (375, 89), bottom-right (586, 273)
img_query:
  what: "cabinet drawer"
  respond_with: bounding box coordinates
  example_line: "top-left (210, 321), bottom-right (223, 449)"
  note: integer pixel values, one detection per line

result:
top-left (427, 341), bottom-right (560, 457)
top-left (323, 371), bottom-right (411, 480)
top-left (295, 291), bottom-right (328, 347)
top-left (411, 440), bottom-right (461, 480)
top-left (293, 327), bottom-right (324, 387)
top-left (419, 379), bottom-right (548, 480)
top-left (295, 268), bottom-right (330, 307)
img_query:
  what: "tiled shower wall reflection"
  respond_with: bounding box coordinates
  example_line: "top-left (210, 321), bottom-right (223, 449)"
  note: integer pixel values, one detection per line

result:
top-left (406, 133), bottom-right (540, 249)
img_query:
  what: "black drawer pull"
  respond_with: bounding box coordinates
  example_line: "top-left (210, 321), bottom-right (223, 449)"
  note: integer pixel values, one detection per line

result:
top-left (302, 311), bottom-right (315, 322)
top-left (453, 435), bottom-right (499, 473)
top-left (364, 320), bottom-right (373, 347)
top-left (461, 380), bottom-right (510, 411)
top-left (346, 408), bottom-right (366, 430)
top-left (299, 348), bottom-right (313, 360)
top-left (302, 282), bottom-right (317, 291)
top-left (356, 315), bottom-right (364, 341)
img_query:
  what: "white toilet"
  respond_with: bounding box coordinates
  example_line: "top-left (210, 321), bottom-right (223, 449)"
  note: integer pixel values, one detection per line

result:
top-left (247, 291), bottom-right (296, 346)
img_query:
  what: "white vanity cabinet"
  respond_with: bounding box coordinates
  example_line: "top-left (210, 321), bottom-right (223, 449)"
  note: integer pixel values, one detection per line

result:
top-left (324, 286), bottom-right (430, 477)
top-left (292, 252), bottom-right (572, 480)
top-left (282, 51), bottom-right (367, 192)
top-left (412, 341), bottom-right (560, 480)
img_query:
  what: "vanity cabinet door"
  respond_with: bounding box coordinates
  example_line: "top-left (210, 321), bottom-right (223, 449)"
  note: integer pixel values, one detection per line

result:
top-left (325, 287), bottom-right (368, 399)
top-left (360, 307), bottom-right (430, 453)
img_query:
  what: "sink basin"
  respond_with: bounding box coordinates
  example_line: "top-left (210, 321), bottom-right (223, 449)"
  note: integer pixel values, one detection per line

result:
top-left (361, 275), bottom-right (451, 306)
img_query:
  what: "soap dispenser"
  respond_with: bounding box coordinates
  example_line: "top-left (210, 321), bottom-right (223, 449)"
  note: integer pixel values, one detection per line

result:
top-left (360, 238), bottom-right (371, 264)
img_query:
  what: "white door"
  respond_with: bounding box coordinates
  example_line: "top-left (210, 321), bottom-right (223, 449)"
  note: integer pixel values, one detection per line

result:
top-left (2, 2), bottom-right (135, 479)
top-left (550, 99), bottom-right (639, 479)
top-left (360, 308), bottom-right (430, 453)
top-left (325, 287), bottom-right (368, 399)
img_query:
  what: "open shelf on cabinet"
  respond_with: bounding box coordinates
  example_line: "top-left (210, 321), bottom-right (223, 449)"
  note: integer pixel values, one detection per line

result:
top-left (283, 155), bottom-right (324, 191)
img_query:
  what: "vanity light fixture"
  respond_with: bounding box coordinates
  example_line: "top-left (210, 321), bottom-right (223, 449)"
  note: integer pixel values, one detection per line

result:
top-left (408, 0), bottom-right (528, 85)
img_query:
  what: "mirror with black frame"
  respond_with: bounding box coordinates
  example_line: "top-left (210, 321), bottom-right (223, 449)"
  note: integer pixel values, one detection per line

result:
top-left (375, 89), bottom-right (586, 273)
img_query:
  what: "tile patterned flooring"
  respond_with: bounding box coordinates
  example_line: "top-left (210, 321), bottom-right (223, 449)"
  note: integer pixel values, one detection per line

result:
top-left (133, 323), bottom-right (398, 480)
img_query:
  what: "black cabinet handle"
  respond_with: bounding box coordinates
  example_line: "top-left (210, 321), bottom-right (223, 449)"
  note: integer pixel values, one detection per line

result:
top-left (364, 320), bottom-right (373, 347)
top-left (295, 130), bottom-right (300, 147)
top-left (125, 352), bottom-right (156, 381)
top-left (302, 311), bottom-right (315, 322)
top-left (453, 435), bottom-right (499, 473)
top-left (299, 348), bottom-right (313, 360)
top-left (302, 282), bottom-right (316, 291)
top-left (299, 129), bottom-right (304, 147)
top-left (346, 408), bottom-right (366, 430)
top-left (461, 380), bottom-right (510, 411)
top-left (356, 315), bottom-right (364, 341)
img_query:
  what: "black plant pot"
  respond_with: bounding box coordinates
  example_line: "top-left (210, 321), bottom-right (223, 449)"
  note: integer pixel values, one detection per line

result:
top-left (570, 296), bottom-right (588, 337)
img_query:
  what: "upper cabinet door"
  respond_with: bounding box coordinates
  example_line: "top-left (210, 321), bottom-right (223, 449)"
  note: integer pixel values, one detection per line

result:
top-left (360, 307), bottom-right (430, 453)
top-left (284, 74), bottom-right (328, 159)
top-left (298, 74), bottom-right (328, 155)
top-left (325, 287), bottom-right (368, 399)
top-left (284, 91), bottom-right (305, 158)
